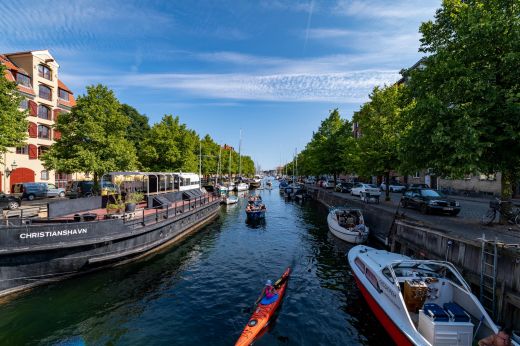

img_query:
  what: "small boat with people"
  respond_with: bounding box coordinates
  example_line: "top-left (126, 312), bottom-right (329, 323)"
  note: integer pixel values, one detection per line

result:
top-left (327, 207), bottom-right (369, 244)
top-left (235, 267), bottom-right (291, 346)
top-left (245, 196), bottom-right (266, 220)
top-left (347, 245), bottom-right (516, 346)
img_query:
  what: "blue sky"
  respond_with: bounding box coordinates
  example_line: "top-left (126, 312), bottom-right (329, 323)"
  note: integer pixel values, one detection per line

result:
top-left (0, 0), bottom-right (440, 170)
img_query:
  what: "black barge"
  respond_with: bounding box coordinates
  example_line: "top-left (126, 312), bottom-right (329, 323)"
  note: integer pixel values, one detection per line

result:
top-left (0, 172), bottom-right (220, 298)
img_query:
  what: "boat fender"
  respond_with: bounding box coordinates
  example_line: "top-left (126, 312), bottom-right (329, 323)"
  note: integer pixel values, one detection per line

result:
top-left (248, 319), bottom-right (258, 327)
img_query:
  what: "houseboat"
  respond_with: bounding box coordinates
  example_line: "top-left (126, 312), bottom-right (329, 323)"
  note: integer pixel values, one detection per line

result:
top-left (0, 172), bottom-right (220, 298)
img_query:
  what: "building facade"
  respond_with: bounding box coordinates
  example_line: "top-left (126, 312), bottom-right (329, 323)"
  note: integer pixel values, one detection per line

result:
top-left (0, 50), bottom-right (76, 193)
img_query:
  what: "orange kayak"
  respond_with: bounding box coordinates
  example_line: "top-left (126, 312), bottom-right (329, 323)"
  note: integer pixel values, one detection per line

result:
top-left (235, 267), bottom-right (291, 346)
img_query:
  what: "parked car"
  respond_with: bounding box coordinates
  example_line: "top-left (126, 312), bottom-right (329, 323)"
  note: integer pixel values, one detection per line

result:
top-left (322, 180), bottom-right (335, 189)
top-left (401, 188), bottom-right (460, 216)
top-left (351, 183), bottom-right (381, 197)
top-left (66, 181), bottom-right (119, 198)
top-left (380, 182), bottom-right (406, 193)
top-left (335, 182), bottom-right (353, 193)
top-left (0, 193), bottom-right (21, 210)
top-left (11, 182), bottom-right (65, 201)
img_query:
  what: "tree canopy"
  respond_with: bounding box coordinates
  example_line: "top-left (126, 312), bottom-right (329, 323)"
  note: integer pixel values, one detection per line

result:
top-left (354, 85), bottom-right (406, 199)
top-left (0, 64), bottom-right (28, 162)
top-left (400, 0), bottom-right (520, 196)
top-left (41, 84), bottom-right (138, 180)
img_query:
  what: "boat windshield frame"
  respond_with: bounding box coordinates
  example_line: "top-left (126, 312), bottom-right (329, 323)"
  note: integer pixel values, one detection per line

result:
top-left (384, 260), bottom-right (471, 292)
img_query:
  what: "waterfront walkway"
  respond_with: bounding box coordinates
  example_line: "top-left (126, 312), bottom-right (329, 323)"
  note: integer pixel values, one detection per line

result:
top-left (309, 186), bottom-right (520, 246)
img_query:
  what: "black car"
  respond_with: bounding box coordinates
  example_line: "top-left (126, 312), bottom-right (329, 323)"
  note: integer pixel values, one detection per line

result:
top-left (0, 193), bottom-right (22, 210)
top-left (401, 188), bottom-right (460, 216)
top-left (335, 182), bottom-right (353, 193)
top-left (65, 181), bottom-right (95, 198)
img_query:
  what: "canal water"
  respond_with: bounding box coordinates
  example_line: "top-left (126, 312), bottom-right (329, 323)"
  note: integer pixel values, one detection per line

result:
top-left (0, 183), bottom-right (390, 346)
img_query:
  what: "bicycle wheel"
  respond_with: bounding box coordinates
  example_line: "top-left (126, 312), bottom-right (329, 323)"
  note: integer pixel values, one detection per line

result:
top-left (481, 209), bottom-right (496, 225)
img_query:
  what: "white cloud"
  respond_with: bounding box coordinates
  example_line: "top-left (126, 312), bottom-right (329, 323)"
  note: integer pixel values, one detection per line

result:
top-left (61, 70), bottom-right (400, 103)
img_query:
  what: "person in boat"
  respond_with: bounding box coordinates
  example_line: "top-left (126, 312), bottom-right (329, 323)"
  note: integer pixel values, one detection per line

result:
top-left (478, 327), bottom-right (512, 346)
top-left (256, 279), bottom-right (278, 305)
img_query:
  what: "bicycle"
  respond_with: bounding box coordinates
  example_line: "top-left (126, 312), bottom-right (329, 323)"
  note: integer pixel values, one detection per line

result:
top-left (480, 198), bottom-right (520, 227)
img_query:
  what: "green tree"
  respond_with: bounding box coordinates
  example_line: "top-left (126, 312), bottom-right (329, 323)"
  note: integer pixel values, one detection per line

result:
top-left (306, 109), bottom-right (345, 184)
top-left (0, 64), bottom-right (28, 161)
top-left (42, 84), bottom-right (137, 183)
top-left (400, 0), bottom-right (520, 200)
top-left (200, 134), bottom-right (220, 178)
top-left (141, 115), bottom-right (199, 172)
top-left (354, 85), bottom-right (405, 200)
top-left (120, 104), bottom-right (150, 169)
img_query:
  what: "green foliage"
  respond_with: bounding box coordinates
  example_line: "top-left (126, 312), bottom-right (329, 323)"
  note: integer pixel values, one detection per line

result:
top-left (121, 104), bottom-right (150, 168)
top-left (140, 114), bottom-right (199, 172)
top-left (400, 0), bottom-right (520, 196)
top-left (41, 84), bottom-right (138, 179)
top-left (354, 85), bottom-right (405, 177)
top-left (0, 64), bottom-right (28, 161)
top-left (126, 191), bottom-right (144, 204)
top-left (200, 134), bottom-right (220, 176)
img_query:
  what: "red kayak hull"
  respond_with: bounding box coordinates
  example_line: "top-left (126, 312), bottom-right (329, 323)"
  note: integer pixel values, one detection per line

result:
top-left (235, 267), bottom-right (291, 346)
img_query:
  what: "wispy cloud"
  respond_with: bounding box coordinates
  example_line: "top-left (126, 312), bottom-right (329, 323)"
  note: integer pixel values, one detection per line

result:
top-left (334, 0), bottom-right (439, 19)
top-left (61, 70), bottom-right (400, 103)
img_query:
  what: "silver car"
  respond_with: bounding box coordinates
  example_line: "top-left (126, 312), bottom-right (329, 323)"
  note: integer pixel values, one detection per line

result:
top-left (351, 183), bottom-right (381, 197)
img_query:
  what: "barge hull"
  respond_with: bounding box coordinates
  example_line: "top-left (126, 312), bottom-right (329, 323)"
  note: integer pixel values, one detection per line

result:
top-left (0, 198), bottom-right (220, 299)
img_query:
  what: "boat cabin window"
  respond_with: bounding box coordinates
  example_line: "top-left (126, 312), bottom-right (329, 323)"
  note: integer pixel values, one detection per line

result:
top-left (382, 267), bottom-right (396, 284)
top-left (354, 257), bottom-right (366, 273)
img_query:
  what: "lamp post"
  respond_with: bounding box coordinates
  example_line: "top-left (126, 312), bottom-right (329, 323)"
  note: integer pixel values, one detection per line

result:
top-left (4, 160), bottom-right (17, 178)
top-left (3, 161), bottom-right (17, 193)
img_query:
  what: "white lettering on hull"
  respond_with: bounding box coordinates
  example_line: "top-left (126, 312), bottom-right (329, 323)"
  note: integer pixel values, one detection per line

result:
top-left (19, 228), bottom-right (88, 239)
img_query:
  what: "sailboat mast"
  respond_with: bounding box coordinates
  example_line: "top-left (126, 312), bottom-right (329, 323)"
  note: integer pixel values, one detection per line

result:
top-left (199, 141), bottom-right (202, 180)
top-left (239, 129), bottom-right (242, 177)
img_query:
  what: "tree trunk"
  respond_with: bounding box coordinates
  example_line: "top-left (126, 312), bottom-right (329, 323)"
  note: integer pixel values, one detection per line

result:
top-left (333, 173), bottom-right (337, 188)
top-left (93, 172), bottom-right (100, 196)
top-left (385, 171), bottom-right (391, 201)
top-left (499, 170), bottom-right (513, 224)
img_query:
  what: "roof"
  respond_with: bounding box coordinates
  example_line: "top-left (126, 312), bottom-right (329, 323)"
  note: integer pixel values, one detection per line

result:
top-left (58, 79), bottom-right (72, 93)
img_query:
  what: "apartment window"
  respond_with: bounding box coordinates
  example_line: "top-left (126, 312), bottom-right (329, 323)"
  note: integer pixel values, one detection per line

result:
top-left (39, 84), bottom-right (52, 101)
top-left (38, 125), bottom-right (51, 139)
top-left (413, 172), bottom-right (420, 178)
top-left (41, 170), bottom-right (49, 180)
top-left (38, 146), bottom-right (49, 157)
top-left (58, 89), bottom-right (69, 101)
top-left (19, 99), bottom-right (29, 109)
top-left (38, 64), bottom-right (52, 80)
top-left (16, 145), bottom-right (29, 155)
top-left (16, 73), bottom-right (31, 87)
top-left (38, 104), bottom-right (50, 120)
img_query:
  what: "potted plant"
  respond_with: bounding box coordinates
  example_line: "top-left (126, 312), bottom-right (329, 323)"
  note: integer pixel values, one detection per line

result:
top-left (125, 192), bottom-right (144, 213)
top-left (106, 202), bottom-right (124, 214)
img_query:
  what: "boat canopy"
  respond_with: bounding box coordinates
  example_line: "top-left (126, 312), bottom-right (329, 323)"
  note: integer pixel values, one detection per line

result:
top-left (383, 260), bottom-right (471, 292)
top-left (102, 171), bottom-right (201, 195)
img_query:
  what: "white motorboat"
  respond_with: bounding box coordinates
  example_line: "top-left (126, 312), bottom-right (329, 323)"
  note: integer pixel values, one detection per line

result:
top-left (347, 245), bottom-right (513, 346)
top-left (222, 195), bottom-right (238, 205)
top-left (235, 182), bottom-right (249, 192)
top-left (327, 207), bottom-right (369, 244)
top-left (216, 185), bottom-right (229, 195)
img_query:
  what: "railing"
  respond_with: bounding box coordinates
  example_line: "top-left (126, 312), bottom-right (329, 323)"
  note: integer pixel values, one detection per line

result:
top-left (0, 193), bottom-right (218, 228)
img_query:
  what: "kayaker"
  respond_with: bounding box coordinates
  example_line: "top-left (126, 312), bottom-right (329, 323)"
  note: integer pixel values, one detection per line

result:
top-left (255, 280), bottom-right (278, 305)
top-left (264, 280), bottom-right (276, 299)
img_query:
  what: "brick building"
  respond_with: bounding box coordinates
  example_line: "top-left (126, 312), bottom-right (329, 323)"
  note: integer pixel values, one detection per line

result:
top-left (0, 50), bottom-right (76, 193)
